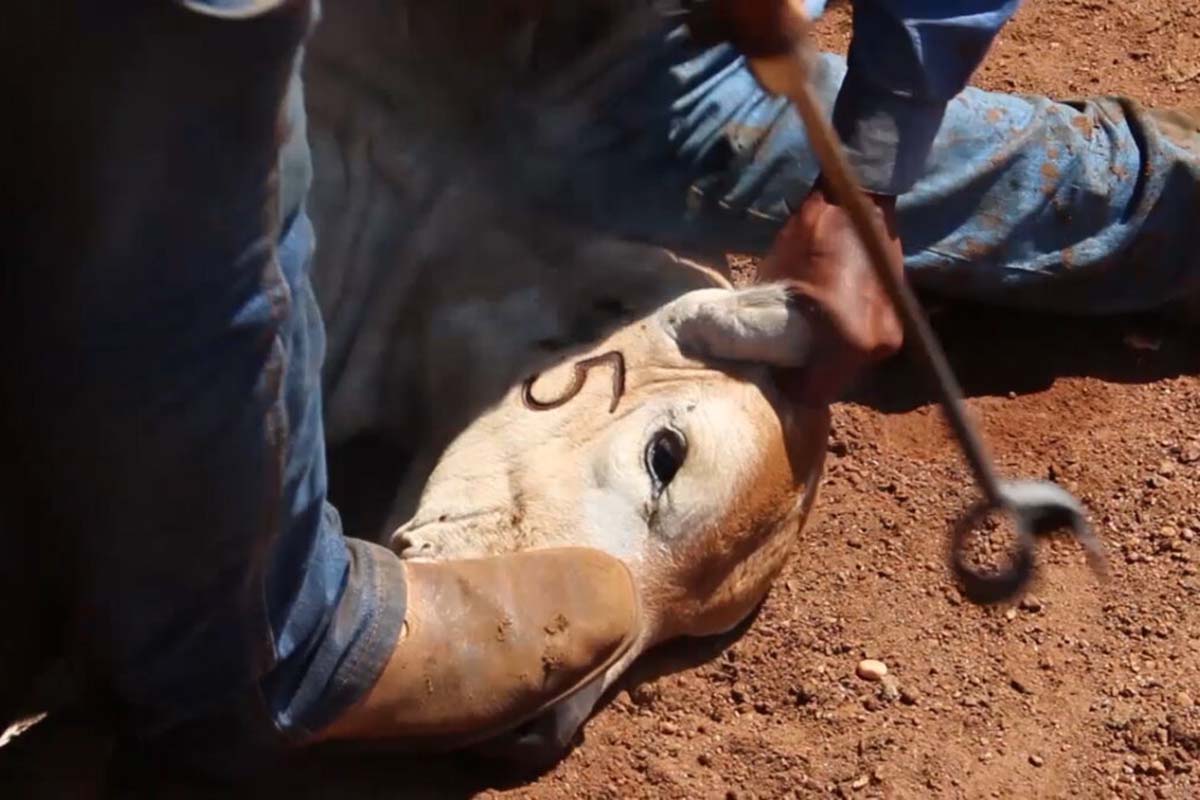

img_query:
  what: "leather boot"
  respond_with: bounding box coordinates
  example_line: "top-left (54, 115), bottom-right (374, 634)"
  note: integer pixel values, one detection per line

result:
top-left (311, 547), bottom-right (639, 751)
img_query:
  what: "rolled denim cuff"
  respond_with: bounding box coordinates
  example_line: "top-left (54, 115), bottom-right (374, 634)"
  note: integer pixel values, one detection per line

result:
top-left (276, 534), bottom-right (408, 743)
top-left (127, 534), bottom-right (408, 778)
top-left (831, 66), bottom-right (947, 196)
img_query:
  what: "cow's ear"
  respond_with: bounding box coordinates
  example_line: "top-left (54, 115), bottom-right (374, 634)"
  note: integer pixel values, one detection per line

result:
top-left (659, 283), bottom-right (812, 368)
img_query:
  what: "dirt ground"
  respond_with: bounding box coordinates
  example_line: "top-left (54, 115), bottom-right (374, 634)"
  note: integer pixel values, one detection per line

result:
top-left (3, 1), bottom-right (1199, 798)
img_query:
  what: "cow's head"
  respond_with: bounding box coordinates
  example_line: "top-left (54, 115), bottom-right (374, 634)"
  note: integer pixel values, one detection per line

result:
top-left (390, 280), bottom-right (829, 764)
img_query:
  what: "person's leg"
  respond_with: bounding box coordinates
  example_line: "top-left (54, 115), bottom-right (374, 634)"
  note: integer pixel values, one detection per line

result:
top-left (2, 3), bottom-right (643, 777)
top-left (898, 95), bottom-right (1200, 316)
top-left (503, 20), bottom-right (1200, 316)
top-left (0, 1), bottom-right (405, 774)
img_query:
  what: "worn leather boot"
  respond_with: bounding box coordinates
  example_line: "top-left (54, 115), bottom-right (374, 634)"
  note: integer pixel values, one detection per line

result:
top-left (311, 547), bottom-right (639, 751)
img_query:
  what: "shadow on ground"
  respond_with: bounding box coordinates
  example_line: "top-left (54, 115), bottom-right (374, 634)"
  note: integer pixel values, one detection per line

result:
top-left (0, 612), bottom-right (760, 799)
top-left (847, 303), bottom-right (1198, 414)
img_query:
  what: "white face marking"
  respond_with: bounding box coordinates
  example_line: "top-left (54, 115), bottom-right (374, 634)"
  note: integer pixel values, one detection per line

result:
top-left (580, 487), bottom-right (646, 565)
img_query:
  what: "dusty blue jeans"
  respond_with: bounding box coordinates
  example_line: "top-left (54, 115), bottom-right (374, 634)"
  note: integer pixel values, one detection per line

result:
top-left (500, 21), bottom-right (1200, 315)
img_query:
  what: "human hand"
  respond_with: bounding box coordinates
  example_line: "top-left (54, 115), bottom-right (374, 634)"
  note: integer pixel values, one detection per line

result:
top-left (689, 0), bottom-right (812, 58)
top-left (759, 181), bottom-right (906, 406)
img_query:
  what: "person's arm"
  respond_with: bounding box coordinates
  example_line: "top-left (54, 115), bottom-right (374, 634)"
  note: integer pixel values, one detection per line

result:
top-left (701, 0), bottom-right (1019, 405)
top-left (833, 0), bottom-right (1021, 195)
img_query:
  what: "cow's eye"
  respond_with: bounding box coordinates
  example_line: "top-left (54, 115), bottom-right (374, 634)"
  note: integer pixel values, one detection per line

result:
top-left (645, 428), bottom-right (687, 495)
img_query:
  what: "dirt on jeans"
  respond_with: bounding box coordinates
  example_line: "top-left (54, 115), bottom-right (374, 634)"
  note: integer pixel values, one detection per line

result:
top-left (3, 1), bottom-right (1199, 798)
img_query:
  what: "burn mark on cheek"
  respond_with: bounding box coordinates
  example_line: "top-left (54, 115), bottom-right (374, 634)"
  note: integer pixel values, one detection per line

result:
top-left (521, 350), bottom-right (626, 413)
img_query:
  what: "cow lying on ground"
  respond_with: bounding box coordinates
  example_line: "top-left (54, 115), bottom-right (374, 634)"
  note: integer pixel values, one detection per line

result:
top-left (299, 3), bottom-right (831, 763)
top-left (305, 178), bottom-right (830, 760)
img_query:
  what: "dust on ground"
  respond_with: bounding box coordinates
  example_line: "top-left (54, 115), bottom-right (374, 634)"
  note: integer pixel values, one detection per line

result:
top-left (3, 1), bottom-right (1198, 797)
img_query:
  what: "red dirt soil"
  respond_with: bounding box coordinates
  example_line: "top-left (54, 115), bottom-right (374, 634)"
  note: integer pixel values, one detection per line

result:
top-left (3, 1), bottom-right (1198, 798)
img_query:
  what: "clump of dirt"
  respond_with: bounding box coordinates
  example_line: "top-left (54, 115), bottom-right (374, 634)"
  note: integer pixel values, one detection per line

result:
top-left (3, 1), bottom-right (1198, 798)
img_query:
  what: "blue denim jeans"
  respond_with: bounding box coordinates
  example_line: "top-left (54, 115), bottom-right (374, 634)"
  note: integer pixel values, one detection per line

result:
top-left (2, 0), bottom-right (403, 774)
top-left (499, 22), bottom-right (1200, 315)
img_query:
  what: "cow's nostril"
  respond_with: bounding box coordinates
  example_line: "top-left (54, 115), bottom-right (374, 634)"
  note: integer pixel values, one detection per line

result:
top-left (393, 532), bottom-right (441, 560)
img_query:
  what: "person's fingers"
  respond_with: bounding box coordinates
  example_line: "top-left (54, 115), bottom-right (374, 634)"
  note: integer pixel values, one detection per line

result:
top-left (713, 0), bottom-right (811, 58)
top-left (758, 184), bottom-right (907, 406)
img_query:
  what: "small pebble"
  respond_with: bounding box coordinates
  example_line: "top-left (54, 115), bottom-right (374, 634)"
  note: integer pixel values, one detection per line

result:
top-left (630, 683), bottom-right (660, 707)
top-left (1030, 754), bottom-right (1045, 767)
top-left (659, 721), bottom-right (679, 735)
top-left (857, 659), bottom-right (889, 682)
top-left (851, 776), bottom-right (869, 790)
top-left (1177, 691), bottom-right (1194, 709)
top-left (900, 687), bottom-right (921, 706)
top-left (1004, 608), bottom-right (1018, 621)
top-left (1019, 595), bottom-right (1043, 612)
top-left (1147, 760), bottom-right (1166, 777)
top-left (880, 674), bottom-right (902, 702)
top-left (698, 753), bottom-right (713, 767)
